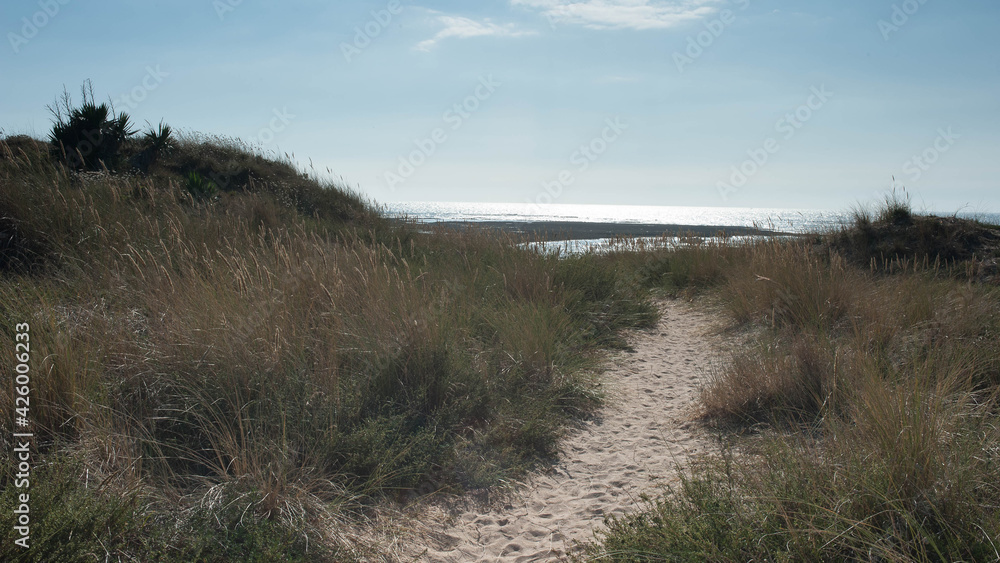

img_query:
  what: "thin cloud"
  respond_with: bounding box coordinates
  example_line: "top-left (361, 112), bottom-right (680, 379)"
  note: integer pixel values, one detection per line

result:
top-left (511, 0), bottom-right (720, 30)
top-left (415, 15), bottom-right (537, 51)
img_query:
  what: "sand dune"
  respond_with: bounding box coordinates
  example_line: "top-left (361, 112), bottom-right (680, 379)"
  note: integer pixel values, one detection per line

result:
top-left (402, 300), bottom-right (720, 562)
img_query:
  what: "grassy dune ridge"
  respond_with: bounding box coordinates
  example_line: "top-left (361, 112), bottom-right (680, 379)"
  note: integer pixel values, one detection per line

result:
top-left (584, 199), bottom-right (1000, 561)
top-left (3, 130), bottom-right (999, 561)
top-left (0, 135), bottom-right (655, 561)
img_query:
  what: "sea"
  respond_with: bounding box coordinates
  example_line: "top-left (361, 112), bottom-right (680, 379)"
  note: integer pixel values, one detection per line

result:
top-left (382, 201), bottom-right (1000, 252)
top-left (384, 202), bottom-right (845, 232)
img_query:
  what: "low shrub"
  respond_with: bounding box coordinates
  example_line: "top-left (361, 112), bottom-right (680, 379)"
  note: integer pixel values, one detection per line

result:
top-left (47, 82), bottom-right (137, 171)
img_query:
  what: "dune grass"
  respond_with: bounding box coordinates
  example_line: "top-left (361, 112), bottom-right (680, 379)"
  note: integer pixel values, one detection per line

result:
top-left (584, 200), bottom-right (1000, 562)
top-left (0, 134), bottom-right (656, 561)
top-left (5, 120), bottom-right (999, 561)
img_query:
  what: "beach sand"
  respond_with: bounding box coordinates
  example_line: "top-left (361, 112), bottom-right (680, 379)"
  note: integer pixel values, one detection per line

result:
top-left (400, 299), bottom-right (720, 562)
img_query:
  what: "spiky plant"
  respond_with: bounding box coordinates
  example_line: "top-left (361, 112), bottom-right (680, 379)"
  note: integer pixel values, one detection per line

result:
top-left (144, 120), bottom-right (173, 154)
top-left (185, 171), bottom-right (219, 201)
top-left (47, 81), bottom-right (137, 170)
top-left (133, 120), bottom-right (175, 171)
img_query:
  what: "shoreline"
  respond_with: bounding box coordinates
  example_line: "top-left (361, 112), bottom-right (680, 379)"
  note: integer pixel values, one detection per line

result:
top-left (416, 220), bottom-right (792, 241)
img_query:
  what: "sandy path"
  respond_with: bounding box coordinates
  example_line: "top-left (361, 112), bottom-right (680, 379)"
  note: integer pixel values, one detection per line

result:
top-left (401, 300), bottom-right (719, 562)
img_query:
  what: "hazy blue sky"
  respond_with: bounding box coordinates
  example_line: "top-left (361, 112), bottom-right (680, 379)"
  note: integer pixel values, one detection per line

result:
top-left (2, 0), bottom-right (998, 211)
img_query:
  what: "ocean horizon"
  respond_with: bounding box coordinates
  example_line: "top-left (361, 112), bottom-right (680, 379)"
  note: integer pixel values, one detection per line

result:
top-left (382, 201), bottom-right (1000, 235)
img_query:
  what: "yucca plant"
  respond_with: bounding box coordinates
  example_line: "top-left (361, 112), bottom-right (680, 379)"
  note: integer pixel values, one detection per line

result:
top-left (47, 81), bottom-right (137, 170)
top-left (185, 170), bottom-right (219, 200)
top-left (143, 120), bottom-right (173, 153)
top-left (132, 120), bottom-right (174, 171)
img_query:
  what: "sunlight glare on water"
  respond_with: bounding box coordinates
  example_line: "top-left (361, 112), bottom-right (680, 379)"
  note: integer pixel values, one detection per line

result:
top-left (383, 202), bottom-right (850, 234)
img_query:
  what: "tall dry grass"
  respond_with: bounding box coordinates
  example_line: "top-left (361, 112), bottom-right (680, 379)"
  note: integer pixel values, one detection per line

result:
top-left (587, 203), bottom-right (1000, 561)
top-left (0, 135), bottom-right (654, 561)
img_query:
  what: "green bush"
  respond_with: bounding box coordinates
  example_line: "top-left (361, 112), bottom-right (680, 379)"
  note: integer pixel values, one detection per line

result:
top-left (0, 455), bottom-right (340, 562)
top-left (0, 456), bottom-right (146, 563)
top-left (132, 120), bottom-right (175, 172)
top-left (185, 171), bottom-right (219, 200)
top-left (47, 81), bottom-right (136, 171)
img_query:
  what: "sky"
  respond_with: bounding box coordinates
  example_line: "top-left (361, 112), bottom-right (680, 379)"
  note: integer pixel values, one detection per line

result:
top-left (2, 0), bottom-right (998, 212)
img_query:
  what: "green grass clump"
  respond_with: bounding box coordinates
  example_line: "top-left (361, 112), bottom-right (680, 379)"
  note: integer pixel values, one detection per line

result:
top-left (829, 190), bottom-right (1000, 279)
top-left (184, 170), bottom-right (218, 200)
top-left (0, 456), bottom-right (146, 563)
top-left (0, 455), bottom-right (348, 562)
